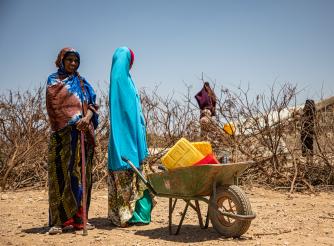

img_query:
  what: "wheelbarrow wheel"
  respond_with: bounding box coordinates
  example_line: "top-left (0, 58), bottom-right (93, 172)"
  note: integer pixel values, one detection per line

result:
top-left (209, 185), bottom-right (252, 238)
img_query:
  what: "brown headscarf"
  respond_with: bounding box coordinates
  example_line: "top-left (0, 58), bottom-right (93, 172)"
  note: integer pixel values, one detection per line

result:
top-left (55, 47), bottom-right (80, 70)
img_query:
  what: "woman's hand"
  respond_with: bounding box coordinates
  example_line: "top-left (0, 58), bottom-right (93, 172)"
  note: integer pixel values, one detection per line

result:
top-left (76, 109), bottom-right (93, 131)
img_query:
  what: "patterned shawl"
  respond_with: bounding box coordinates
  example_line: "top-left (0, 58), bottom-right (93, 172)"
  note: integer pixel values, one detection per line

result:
top-left (46, 48), bottom-right (98, 134)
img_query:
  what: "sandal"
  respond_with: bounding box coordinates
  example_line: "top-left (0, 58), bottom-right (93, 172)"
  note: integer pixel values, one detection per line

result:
top-left (86, 222), bottom-right (95, 230)
top-left (48, 226), bottom-right (62, 235)
top-left (73, 222), bottom-right (95, 230)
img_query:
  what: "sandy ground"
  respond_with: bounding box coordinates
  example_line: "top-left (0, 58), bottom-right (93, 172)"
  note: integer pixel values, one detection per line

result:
top-left (1, 186), bottom-right (334, 246)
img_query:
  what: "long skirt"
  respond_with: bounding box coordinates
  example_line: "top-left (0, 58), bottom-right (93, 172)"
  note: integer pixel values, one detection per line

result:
top-left (48, 125), bottom-right (94, 227)
top-left (301, 134), bottom-right (314, 157)
top-left (107, 167), bottom-right (153, 227)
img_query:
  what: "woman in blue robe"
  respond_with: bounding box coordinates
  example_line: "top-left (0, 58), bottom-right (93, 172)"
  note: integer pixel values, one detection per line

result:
top-left (107, 47), bottom-right (153, 227)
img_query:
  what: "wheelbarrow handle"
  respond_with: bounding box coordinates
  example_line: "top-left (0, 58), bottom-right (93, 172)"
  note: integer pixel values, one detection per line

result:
top-left (121, 156), bottom-right (157, 195)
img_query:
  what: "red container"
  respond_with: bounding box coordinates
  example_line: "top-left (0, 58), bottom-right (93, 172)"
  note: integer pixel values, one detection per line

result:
top-left (193, 154), bottom-right (220, 166)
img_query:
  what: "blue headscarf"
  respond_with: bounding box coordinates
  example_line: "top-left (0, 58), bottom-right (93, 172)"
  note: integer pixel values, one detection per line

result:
top-left (108, 47), bottom-right (148, 171)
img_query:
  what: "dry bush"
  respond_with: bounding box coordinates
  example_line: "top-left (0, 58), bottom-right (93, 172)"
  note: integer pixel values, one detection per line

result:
top-left (0, 81), bottom-right (333, 192)
top-left (0, 85), bottom-right (111, 190)
top-left (140, 85), bottom-right (200, 166)
top-left (90, 85), bottom-right (110, 188)
top-left (199, 81), bottom-right (334, 191)
top-left (0, 88), bottom-right (49, 190)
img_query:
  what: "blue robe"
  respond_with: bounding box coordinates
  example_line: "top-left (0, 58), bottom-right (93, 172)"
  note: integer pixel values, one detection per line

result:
top-left (108, 47), bottom-right (148, 171)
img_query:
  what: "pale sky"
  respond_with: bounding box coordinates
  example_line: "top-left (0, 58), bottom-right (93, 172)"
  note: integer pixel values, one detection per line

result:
top-left (1, 0), bottom-right (333, 103)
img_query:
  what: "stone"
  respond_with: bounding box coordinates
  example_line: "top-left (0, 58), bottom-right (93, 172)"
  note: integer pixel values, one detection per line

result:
top-left (1, 194), bottom-right (9, 200)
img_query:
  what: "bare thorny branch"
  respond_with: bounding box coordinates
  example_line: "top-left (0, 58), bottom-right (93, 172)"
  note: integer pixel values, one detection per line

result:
top-left (0, 82), bottom-right (333, 191)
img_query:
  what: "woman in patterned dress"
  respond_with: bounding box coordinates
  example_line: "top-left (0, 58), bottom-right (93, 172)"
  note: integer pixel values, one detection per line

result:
top-left (46, 47), bottom-right (98, 234)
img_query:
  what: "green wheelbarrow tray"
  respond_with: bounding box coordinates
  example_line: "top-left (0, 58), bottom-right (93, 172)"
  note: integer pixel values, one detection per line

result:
top-left (147, 162), bottom-right (251, 197)
top-left (121, 157), bottom-right (256, 237)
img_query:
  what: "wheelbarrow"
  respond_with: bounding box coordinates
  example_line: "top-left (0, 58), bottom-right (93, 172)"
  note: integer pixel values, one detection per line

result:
top-left (121, 157), bottom-right (256, 238)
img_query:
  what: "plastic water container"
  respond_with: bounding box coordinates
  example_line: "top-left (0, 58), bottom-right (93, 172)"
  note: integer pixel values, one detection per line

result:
top-left (193, 154), bottom-right (220, 166)
top-left (223, 123), bottom-right (236, 135)
top-left (191, 141), bottom-right (213, 156)
top-left (161, 138), bottom-right (204, 170)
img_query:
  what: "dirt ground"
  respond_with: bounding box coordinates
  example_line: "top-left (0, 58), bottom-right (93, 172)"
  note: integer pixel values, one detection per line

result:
top-left (1, 186), bottom-right (334, 246)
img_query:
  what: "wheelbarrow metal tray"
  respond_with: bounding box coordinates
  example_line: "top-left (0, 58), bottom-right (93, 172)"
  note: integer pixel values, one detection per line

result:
top-left (147, 161), bottom-right (252, 197)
